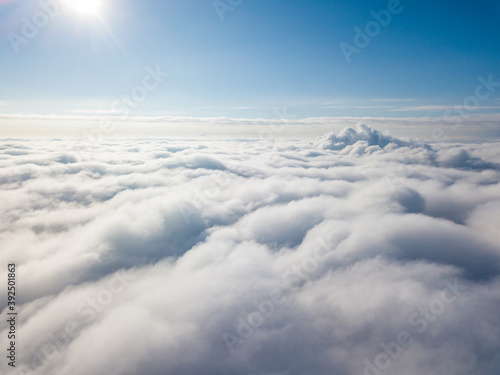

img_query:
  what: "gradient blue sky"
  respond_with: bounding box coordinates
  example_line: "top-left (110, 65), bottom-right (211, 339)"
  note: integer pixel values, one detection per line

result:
top-left (0, 0), bottom-right (499, 124)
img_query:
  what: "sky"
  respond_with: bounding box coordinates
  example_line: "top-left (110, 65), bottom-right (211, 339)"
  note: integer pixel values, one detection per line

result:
top-left (1, 2), bottom-right (500, 373)
top-left (0, 0), bottom-right (499, 131)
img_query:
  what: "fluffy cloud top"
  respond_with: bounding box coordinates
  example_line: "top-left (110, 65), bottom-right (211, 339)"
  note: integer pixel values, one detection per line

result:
top-left (315, 124), bottom-right (500, 172)
top-left (1, 128), bottom-right (500, 375)
top-left (315, 123), bottom-right (413, 151)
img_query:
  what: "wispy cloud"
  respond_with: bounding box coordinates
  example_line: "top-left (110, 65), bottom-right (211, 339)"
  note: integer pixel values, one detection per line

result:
top-left (69, 109), bottom-right (123, 115)
top-left (2, 112), bottom-right (500, 125)
top-left (368, 98), bottom-right (416, 103)
top-left (321, 98), bottom-right (416, 110)
top-left (390, 105), bottom-right (500, 112)
top-left (321, 105), bottom-right (395, 110)
top-left (2, 112), bottom-right (500, 141)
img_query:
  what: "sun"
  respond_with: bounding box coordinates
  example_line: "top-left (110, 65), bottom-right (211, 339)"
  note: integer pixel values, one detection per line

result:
top-left (69, 0), bottom-right (103, 17)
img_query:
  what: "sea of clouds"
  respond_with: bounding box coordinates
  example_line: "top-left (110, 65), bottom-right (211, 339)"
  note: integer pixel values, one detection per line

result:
top-left (1, 124), bottom-right (500, 375)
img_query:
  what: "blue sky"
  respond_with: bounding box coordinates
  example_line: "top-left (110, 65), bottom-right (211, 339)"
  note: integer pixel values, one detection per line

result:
top-left (0, 0), bottom-right (499, 126)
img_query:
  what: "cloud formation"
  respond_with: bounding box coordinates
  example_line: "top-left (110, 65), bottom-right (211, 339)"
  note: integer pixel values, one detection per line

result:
top-left (1, 129), bottom-right (500, 375)
top-left (315, 124), bottom-right (500, 171)
top-left (314, 123), bottom-right (414, 151)
top-left (2, 112), bottom-right (500, 141)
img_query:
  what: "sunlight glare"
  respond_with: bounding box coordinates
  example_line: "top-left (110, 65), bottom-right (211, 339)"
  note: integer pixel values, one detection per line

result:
top-left (69, 0), bottom-right (103, 17)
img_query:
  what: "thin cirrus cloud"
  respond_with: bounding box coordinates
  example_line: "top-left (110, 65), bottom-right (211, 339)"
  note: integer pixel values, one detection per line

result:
top-left (368, 98), bottom-right (417, 103)
top-left (2, 112), bottom-right (500, 141)
top-left (0, 125), bottom-right (499, 375)
top-left (321, 105), bottom-right (395, 110)
top-left (390, 105), bottom-right (500, 112)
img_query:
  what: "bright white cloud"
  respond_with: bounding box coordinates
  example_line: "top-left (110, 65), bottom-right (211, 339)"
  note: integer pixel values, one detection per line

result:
top-left (0, 127), bottom-right (499, 375)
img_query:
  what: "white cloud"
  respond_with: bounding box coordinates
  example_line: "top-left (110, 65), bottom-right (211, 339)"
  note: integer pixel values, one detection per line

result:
top-left (390, 105), bottom-right (500, 112)
top-left (69, 109), bottom-right (123, 115)
top-left (368, 98), bottom-right (416, 103)
top-left (1, 112), bottom-right (500, 141)
top-left (314, 123), bottom-right (414, 151)
top-left (0, 129), bottom-right (499, 374)
top-left (321, 105), bottom-right (395, 110)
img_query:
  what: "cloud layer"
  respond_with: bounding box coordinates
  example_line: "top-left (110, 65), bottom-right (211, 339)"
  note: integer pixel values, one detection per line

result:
top-left (1, 127), bottom-right (500, 375)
